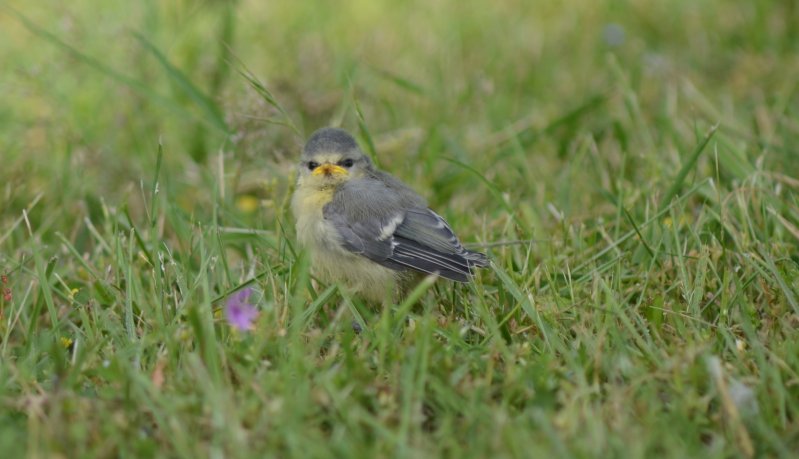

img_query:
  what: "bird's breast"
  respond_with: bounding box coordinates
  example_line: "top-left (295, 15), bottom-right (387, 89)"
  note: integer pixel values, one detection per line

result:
top-left (292, 185), bottom-right (339, 250)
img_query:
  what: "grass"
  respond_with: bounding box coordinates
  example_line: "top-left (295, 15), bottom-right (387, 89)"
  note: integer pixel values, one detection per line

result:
top-left (1, 0), bottom-right (799, 457)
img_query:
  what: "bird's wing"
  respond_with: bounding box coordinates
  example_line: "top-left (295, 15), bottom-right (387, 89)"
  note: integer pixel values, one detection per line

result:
top-left (322, 208), bottom-right (403, 268)
top-left (322, 179), bottom-right (408, 267)
top-left (391, 208), bottom-right (489, 281)
top-left (323, 180), bottom-right (488, 282)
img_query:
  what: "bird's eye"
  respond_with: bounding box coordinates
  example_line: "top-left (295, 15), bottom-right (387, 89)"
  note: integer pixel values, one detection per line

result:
top-left (307, 161), bottom-right (319, 171)
top-left (339, 159), bottom-right (354, 168)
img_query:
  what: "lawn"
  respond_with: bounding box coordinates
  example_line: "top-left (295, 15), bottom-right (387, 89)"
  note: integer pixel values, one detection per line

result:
top-left (1, 1), bottom-right (798, 457)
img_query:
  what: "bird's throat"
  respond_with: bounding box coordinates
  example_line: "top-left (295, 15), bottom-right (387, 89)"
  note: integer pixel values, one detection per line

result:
top-left (293, 184), bottom-right (336, 215)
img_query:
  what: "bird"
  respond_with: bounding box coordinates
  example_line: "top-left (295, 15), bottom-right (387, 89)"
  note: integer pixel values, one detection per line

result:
top-left (291, 127), bottom-right (489, 304)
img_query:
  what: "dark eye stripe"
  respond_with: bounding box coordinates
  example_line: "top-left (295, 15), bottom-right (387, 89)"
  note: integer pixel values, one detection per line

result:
top-left (339, 159), bottom-right (354, 168)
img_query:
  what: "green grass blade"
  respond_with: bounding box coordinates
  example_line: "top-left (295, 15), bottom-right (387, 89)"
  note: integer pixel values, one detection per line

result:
top-left (133, 32), bottom-right (230, 134)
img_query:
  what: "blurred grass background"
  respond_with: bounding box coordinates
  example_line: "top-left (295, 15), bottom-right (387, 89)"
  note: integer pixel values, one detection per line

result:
top-left (1, 0), bottom-right (799, 457)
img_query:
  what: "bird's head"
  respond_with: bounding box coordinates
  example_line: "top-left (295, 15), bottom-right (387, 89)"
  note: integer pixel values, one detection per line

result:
top-left (297, 128), bottom-right (372, 188)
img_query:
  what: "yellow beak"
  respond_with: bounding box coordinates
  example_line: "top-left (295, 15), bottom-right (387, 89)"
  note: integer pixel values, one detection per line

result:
top-left (311, 163), bottom-right (348, 177)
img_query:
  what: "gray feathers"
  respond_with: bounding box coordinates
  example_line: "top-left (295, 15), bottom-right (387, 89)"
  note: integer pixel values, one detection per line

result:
top-left (303, 128), bottom-right (360, 159)
top-left (323, 174), bottom-right (489, 282)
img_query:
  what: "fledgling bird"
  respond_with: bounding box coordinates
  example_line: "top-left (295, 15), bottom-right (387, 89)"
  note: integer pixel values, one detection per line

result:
top-left (291, 127), bottom-right (489, 303)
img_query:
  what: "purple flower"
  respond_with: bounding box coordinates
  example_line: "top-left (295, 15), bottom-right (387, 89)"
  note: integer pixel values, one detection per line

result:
top-left (225, 287), bottom-right (258, 331)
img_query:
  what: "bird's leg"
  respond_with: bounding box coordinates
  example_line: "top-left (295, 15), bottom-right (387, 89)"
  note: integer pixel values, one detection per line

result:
top-left (338, 291), bottom-right (368, 333)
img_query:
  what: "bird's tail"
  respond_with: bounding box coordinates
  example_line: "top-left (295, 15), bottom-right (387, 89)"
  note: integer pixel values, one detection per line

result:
top-left (464, 250), bottom-right (490, 268)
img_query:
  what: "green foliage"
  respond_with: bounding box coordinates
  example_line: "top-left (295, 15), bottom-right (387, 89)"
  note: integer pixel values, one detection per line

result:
top-left (1, 0), bottom-right (799, 457)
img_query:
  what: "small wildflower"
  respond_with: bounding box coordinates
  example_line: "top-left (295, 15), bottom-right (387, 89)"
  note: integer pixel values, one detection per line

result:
top-left (235, 195), bottom-right (260, 214)
top-left (225, 287), bottom-right (258, 332)
top-left (60, 336), bottom-right (74, 348)
top-left (602, 23), bottom-right (626, 47)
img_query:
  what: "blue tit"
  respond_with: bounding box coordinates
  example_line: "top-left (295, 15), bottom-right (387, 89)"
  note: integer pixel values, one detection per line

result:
top-left (291, 127), bottom-right (488, 303)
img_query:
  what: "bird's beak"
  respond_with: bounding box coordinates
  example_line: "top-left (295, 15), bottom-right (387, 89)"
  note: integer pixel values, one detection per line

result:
top-left (312, 163), bottom-right (348, 177)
